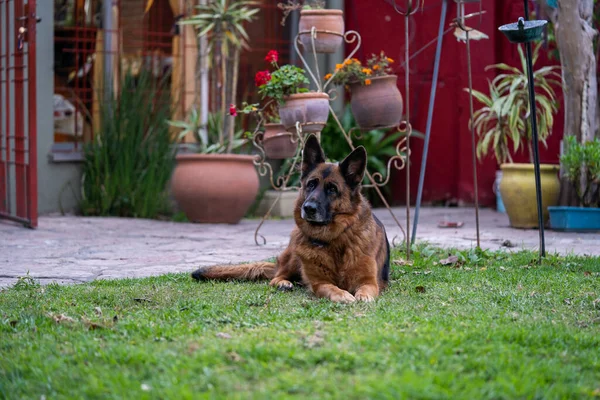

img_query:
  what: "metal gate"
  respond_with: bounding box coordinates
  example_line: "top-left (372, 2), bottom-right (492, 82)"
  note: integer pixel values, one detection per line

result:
top-left (0, 0), bottom-right (37, 228)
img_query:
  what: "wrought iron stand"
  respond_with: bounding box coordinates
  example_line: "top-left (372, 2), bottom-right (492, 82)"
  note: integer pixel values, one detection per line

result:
top-left (498, 0), bottom-right (549, 262)
top-left (251, 4), bottom-right (427, 256)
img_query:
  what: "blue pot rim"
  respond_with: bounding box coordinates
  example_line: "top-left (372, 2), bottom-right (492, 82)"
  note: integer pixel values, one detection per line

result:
top-left (548, 206), bottom-right (600, 212)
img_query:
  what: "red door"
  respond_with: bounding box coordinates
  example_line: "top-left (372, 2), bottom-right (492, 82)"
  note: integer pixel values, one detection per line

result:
top-left (0, 0), bottom-right (38, 228)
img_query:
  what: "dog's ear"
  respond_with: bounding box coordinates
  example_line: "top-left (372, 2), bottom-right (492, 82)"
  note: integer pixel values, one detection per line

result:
top-left (339, 146), bottom-right (367, 189)
top-left (301, 134), bottom-right (326, 179)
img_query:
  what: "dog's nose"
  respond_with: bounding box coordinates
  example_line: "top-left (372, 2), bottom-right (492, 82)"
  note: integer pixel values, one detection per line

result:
top-left (303, 202), bottom-right (318, 216)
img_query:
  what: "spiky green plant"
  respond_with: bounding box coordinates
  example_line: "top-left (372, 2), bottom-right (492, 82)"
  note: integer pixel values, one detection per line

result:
top-left (167, 110), bottom-right (249, 154)
top-left (469, 43), bottom-right (562, 165)
top-left (560, 135), bottom-right (600, 207)
top-left (180, 0), bottom-right (260, 153)
top-left (80, 71), bottom-right (176, 218)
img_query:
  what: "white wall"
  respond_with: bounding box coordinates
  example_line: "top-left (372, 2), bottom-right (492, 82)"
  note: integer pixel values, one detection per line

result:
top-left (36, 1), bottom-right (82, 215)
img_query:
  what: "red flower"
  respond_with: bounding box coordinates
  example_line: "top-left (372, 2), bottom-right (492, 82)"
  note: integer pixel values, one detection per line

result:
top-left (265, 50), bottom-right (279, 64)
top-left (229, 104), bottom-right (237, 116)
top-left (254, 70), bottom-right (272, 87)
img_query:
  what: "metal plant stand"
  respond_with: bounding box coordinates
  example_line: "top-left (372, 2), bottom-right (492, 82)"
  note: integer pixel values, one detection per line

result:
top-left (498, 0), bottom-right (548, 261)
top-left (412, 0), bottom-right (487, 248)
top-left (412, 0), bottom-right (449, 245)
top-left (251, 4), bottom-right (427, 254)
top-left (252, 0), bottom-right (490, 257)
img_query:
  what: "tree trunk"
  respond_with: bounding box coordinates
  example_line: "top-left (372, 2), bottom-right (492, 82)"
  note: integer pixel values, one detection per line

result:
top-left (546, 0), bottom-right (599, 205)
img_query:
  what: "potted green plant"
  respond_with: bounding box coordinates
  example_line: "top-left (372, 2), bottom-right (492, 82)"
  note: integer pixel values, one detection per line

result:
top-left (279, 0), bottom-right (344, 54)
top-left (169, 0), bottom-right (260, 224)
top-left (548, 136), bottom-right (600, 231)
top-left (470, 43), bottom-right (562, 228)
top-left (254, 49), bottom-right (330, 133)
top-left (327, 52), bottom-right (403, 129)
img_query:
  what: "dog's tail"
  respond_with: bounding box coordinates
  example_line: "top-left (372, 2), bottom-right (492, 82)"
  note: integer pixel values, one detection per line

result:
top-left (191, 262), bottom-right (276, 282)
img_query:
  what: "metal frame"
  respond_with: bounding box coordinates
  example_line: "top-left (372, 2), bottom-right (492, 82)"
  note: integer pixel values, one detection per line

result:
top-left (0, 0), bottom-right (38, 228)
top-left (412, 0), bottom-right (487, 248)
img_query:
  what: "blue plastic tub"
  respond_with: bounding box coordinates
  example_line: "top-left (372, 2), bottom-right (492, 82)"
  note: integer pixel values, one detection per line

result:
top-left (548, 206), bottom-right (600, 232)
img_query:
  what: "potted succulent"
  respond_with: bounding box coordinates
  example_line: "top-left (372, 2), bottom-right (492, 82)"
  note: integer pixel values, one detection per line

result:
top-left (279, 0), bottom-right (344, 54)
top-left (327, 52), bottom-right (403, 129)
top-left (254, 49), bottom-right (330, 133)
top-left (548, 136), bottom-right (600, 231)
top-left (169, 0), bottom-right (260, 224)
top-left (470, 43), bottom-right (562, 228)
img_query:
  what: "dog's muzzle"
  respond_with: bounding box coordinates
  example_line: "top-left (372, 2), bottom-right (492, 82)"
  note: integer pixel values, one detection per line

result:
top-left (301, 200), bottom-right (328, 224)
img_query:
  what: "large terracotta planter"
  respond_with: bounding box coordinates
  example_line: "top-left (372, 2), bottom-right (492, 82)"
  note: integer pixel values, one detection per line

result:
top-left (499, 163), bottom-right (560, 228)
top-left (349, 75), bottom-right (404, 129)
top-left (279, 92), bottom-right (330, 133)
top-left (262, 123), bottom-right (298, 159)
top-left (171, 154), bottom-right (259, 224)
top-left (298, 9), bottom-right (344, 54)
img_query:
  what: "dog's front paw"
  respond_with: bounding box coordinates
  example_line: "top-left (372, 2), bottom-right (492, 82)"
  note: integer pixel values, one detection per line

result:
top-left (354, 291), bottom-right (375, 302)
top-left (269, 278), bottom-right (294, 291)
top-left (330, 290), bottom-right (356, 304)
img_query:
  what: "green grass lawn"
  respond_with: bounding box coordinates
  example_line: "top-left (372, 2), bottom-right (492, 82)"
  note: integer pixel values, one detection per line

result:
top-left (1, 245), bottom-right (599, 399)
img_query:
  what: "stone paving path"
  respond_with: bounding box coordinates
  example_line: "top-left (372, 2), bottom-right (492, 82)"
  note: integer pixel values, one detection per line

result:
top-left (1, 207), bottom-right (599, 288)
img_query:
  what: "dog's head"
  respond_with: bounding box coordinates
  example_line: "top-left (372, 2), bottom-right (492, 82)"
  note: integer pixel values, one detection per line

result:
top-left (297, 134), bottom-right (367, 226)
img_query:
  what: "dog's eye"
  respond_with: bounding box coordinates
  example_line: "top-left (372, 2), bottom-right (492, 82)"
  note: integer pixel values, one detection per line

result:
top-left (326, 184), bottom-right (338, 196)
top-left (306, 179), bottom-right (318, 191)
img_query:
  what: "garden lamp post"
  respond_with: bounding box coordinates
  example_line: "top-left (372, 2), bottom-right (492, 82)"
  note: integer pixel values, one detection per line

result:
top-left (498, 0), bottom-right (548, 261)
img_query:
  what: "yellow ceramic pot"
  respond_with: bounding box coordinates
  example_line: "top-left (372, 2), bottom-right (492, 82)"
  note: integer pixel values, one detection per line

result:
top-left (499, 163), bottom-right (560, 228)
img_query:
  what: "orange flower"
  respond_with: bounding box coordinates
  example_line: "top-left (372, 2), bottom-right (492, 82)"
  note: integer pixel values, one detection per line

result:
top-left (387, 57), bottom-right (394, 63)
top-left (335, 63), bottom-right (344, 71)
top-left (352, 58), bottom-right (361, 64)
top-left (345, 59), bottom-right (353, 65)
top-left (324, 73), bottom-right (332, 80)
top-left (365, 79), bottom-right (372, 86)
top-left (362, 68), bottom-right (372, 75)
top-left (373, 65), bottom-right (380, 71)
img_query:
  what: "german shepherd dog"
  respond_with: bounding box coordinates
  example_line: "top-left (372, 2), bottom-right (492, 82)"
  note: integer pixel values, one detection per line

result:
top-left (191, 134), bottom-right (390, 303)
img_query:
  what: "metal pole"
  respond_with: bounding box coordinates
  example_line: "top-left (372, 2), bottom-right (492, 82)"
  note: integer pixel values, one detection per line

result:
top-left (523, 0), bottom-right (546, 260)
top-left (412, 0), bottom-right (448, 244)
top-left (404, 13), bottom-right (411, 259)
top-left (465, 29), bottom-right (481, 249)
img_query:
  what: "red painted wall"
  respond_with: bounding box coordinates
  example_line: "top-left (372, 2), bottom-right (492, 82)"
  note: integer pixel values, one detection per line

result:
top-left (345, 0), bottom-right (564, 207)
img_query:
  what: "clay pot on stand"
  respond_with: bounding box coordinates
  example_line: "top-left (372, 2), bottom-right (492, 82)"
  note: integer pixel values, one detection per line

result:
top-left (171, 154), bottom-right (259, 224)
top-left (278, 92), bottom-right (330, 134)
top-left (349, 75), bottom-right (404, 129)
top-left (262, 123), bottom-right (298, 159)
top-left (298, 9), bottom-right (344, 54)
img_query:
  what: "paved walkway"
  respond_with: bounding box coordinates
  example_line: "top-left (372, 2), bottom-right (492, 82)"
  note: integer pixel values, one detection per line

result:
top-left (1, 207), bottom-right (599, 288)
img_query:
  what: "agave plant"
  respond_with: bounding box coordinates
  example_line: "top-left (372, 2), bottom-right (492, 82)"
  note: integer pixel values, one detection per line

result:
top-left (168, 110), bottom-right (249, 154)
top-left (469, 43), bottom-right (562, 165)
top-left (179, 0), bottom-right (260, 153)
top-left (560, 135), bottom-right (600, 207)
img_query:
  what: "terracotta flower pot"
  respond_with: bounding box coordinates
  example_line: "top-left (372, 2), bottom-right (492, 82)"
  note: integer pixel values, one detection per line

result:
top-left (298, 9), bottom-right (344, 54)
top-left (499, 163), bottom-right (560, 228)
top-left (279, 92), bottom-right (330, 134)
top-left (349, 75), bottom-right (404, 129)
top-left (262, 123), bottom-right (298, 159)
top-left (171, 154), bottom-right (259, 224)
